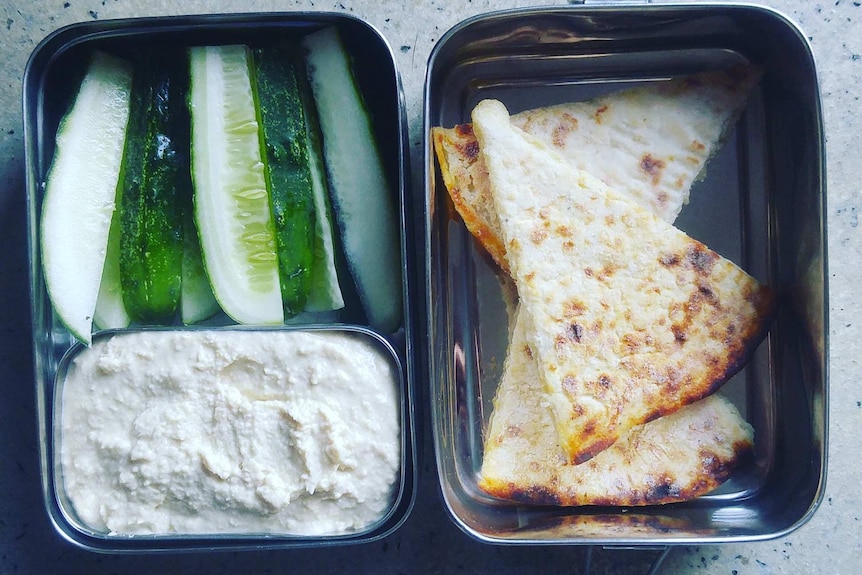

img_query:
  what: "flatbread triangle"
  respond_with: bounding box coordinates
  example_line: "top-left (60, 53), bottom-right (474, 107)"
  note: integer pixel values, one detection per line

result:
top-left (479, 307), bottom-right (755, 506)
top-left (471, 98), bottom-right (774, 465)
top-left (432, 66), bottom-right (761, 272)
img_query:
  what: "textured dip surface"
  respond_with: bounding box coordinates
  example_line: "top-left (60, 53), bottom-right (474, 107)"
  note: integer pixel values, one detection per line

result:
top-left (58, 329), bottom-right (401, 536)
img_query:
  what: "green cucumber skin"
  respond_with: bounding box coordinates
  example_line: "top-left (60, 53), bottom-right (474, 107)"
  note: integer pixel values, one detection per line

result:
top-left (119, 55), bottom-right (188, 323)
top-left (295, 49), bottom-right (345, 313)
top-left (252, 45), bottom-right (316, 317)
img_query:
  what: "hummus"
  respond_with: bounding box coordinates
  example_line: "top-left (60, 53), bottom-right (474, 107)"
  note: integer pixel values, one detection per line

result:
top-left (58, 329), bottom-right (401, 536)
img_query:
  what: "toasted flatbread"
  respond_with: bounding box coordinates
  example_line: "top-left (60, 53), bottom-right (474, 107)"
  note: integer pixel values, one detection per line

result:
top-left (432, 66), bottom-right (760, 271)
top-left (472, 99), bottom-right (774, 464)
top-left (479, 308), bottom-right (754, 506)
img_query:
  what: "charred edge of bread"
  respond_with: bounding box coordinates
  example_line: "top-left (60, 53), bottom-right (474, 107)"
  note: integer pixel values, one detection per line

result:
top-left (431, 125), bottom-right (510, 273)
top-left (639, 282), bottom-right (776, 428)
top-left (478, 440), bottom-right (754, 507)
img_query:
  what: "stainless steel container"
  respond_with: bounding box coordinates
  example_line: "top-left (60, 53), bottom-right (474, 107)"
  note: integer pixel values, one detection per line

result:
top-left (424, 3), bottom-right (827, 545)
top-left (24, 13), bottom-right (418, 552)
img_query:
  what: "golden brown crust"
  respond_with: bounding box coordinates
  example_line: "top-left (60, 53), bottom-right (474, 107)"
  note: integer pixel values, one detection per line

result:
top-left (432, 125), bottom-right (509, 273)
top-left (472, 98), bottom-right (773, 465)
top-left (478, 309), bottom-right (755, 507)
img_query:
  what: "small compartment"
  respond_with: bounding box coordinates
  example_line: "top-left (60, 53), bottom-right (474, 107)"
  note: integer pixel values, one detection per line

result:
top-left (52, 326), bottom-right (409, 548)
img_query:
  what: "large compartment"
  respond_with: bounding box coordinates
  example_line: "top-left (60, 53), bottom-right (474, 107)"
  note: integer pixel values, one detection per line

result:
top-left (424, 3), bottom-right (826, 545)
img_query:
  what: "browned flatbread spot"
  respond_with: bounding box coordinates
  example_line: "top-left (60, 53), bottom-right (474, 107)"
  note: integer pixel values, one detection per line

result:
top-left (640, 153), bottom-right (667, 186)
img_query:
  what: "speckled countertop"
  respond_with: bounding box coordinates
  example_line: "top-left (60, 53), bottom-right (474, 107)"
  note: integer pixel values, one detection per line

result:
top-left (1, 1), bottom-right (858, 573)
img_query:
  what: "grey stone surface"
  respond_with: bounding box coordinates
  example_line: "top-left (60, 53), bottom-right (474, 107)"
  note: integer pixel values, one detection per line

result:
top-left (1, 1), bottom-right (859, 573)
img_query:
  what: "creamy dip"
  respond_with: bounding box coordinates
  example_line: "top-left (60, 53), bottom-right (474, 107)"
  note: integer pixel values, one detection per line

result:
top-left (59, 329), bottom-right (401, 536)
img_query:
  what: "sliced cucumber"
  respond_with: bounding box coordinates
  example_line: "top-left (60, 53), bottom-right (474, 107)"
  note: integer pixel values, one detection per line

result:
top-left (188, 44), bottom-right (283, 325)
top-left (180, 211), bottom-right (221, 324)
top-left (93, 190), bottom-right (131, 330)
top-left (302, 27), bottom-right (402, 332)
top-left (40, 50), bottom-right (133, 344)
top-left (295, 50), bottom-right (345, 313)
top-left (252, 44), bottom-right (316, 317)
top-left (119, 54), bottom-right (186, 323)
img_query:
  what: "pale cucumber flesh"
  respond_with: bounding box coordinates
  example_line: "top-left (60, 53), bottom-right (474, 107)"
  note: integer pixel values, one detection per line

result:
top-left (41, 50), bottom-right (133, 344)
top-left (180, 212), bottom-right (221, 324)
top-left (295, 47), bottom-right (344, 313)
top-left (188, 45), bottom-right (283, 325)
top-left (93, 190), bottom-right (131, 330)
top-left (302, 27), bottom-right (402, 332)
top-left (304, 128), bottom-right (346, 313)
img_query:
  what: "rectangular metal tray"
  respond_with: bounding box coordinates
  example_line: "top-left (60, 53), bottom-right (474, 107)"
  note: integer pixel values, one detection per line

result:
top-left (24, 12), bottom-right (419, 552)
top-left (424, 3), bottom-right (827, 545)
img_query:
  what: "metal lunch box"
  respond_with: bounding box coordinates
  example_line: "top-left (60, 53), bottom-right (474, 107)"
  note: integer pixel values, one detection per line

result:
top-left (24, 12), bottom-right (419, 552)
top-left (424, 2), bottom-right (827, 545)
